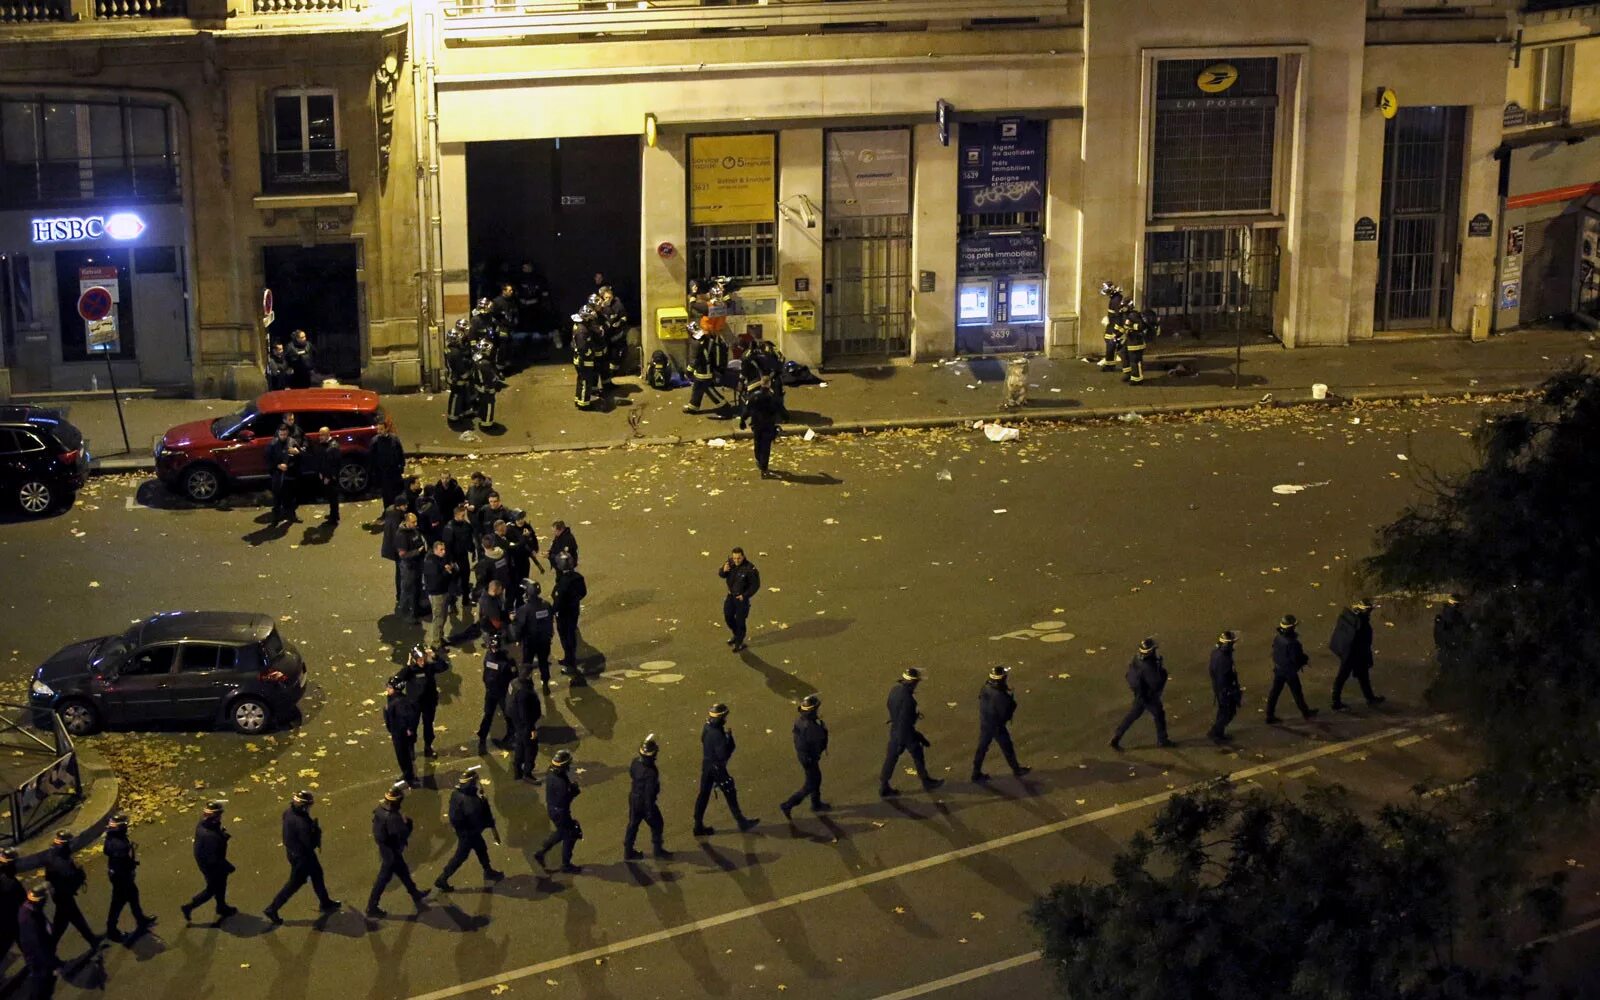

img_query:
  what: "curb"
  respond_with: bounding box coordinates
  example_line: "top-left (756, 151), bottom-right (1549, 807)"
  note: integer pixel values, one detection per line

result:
top-left (13, 745), bottom-right (119, 870)
top-left (87, 379), bottom-right (1541, 476)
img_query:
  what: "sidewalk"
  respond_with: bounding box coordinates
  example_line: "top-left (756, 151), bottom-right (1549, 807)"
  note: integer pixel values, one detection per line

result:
top-left (65, 328), bottom-right (1596, 471)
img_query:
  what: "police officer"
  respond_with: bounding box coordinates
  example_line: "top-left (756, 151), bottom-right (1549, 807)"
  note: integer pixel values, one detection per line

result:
top-left (0, 848), bottom-right (22, 963)
top-left (265, 424), bottom-right (301, 524)
top-left (181, 801), bottom-right (237, 924)
top-left (718, 547), bottom-right (760, 652)
top-left (383, 681), bottom-right (420, 787)
top-left (692, 703), bottom-right (759, 836)
top-left (1265, 614), bottom-right (1319, 724)
top-left (264, 790), bottom-right (340, 924)
top-left (623, 734), bottom-right (671, 860)
top-left (366, 783), bottom-right (430, 919)
top-left (102, 813), bottom-right (155, 942)
top-left (740, 377), bottom-right (782, 479)
top-left (399, 644), bottom-right (449, 758)
top-left (477, 634), bottom-right (517, 755)
top-left (879, 668), bottom-right (944, 797)
top-left (514, 579), bottom-right (555, 687)
top-left (1207, 631), bottom-right (1243, 744)
top-left (1110, 638), bottom-right (1175, 750)
top-left (18, 883), bottom-right (57, 999)
top-left (506, 668), bottom-right (541, 781)
top-left (779, 694), bottom-right (831, 820)
top-left (972, 666), bottom-right (1031, 782)
top-left (1330, 598), bottom-right (1385, 710)
top-left (266, 341), bottom-right (293, 391)
top-left (42, 831), bottom-right (97, 950)
top-left (534, 750), bottom-right (583, 874)
top-left (552, 561), bottom-right (588, 673)
top-left (435, 767), bottom-right (506, 892)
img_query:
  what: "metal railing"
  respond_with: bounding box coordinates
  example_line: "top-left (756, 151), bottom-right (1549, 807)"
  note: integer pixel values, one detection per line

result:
top-left (260, 148), bottom-right (351, 194)
top-left (439, 0), bottom-right (1076, 37)
top-left (252, 0), bottom-right (349, 14)
top-left (0, 0), bottom-right (69, 22)
top-left (93, 0), bottom-right (184, 16)
top-left (0, 155), bottom-right (182, 210)
top-left (0, 703), bottom-right (81, 848)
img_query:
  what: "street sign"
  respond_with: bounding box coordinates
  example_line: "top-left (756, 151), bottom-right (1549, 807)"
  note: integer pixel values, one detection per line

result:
top-left (937, 99), bottom-right (954, 147)
top-left (77, 285), bottom-right (113, 323)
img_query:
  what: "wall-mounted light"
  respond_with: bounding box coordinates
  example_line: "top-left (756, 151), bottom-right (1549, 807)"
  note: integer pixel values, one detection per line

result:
top-left (645, 113), bottom-right (658, 149)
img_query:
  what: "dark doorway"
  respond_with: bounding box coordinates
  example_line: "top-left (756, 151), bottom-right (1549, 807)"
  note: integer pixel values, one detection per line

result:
top-left (466, 136), bottom-right (641, 358)
top-left (1375, 106), bottom-right (1465, 330)
top-left (262, 243), bottom-right (361, 381)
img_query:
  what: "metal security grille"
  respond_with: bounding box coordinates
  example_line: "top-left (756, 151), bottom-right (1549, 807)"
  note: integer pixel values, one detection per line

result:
top-left (1375, 106), bottom-right (1464, 329)
top-left (1151, 57), bottom-right (1278, 217)
top-left (823, 214), bottom-right (911, 358)
top-left (687, 222), bottom-right (776, 284)
top-left (1143, 226), bottom-right (1280, 334)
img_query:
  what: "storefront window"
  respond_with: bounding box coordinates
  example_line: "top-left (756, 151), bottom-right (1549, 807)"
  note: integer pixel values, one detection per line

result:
top-left (56, 249), bottom-right (136, 362)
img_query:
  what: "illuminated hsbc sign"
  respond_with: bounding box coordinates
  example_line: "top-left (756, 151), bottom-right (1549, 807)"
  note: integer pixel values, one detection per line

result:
top-left (30, 212), bottom-right (148, 245)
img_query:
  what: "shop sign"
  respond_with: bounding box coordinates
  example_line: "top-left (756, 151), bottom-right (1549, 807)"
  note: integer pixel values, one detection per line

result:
top-left (1197, 63), bottom-right (1239, 94)
top-left (957, 233), bottom-right (1043, 276)
top-left (1377, 87), bottom-right (1399, 120)
top-left (959, 118), bottom-right (1046, 214)
top-left (1467, 212), bottom-right (1493, 238)
top-left (1354, 216), bottom-right (1377, 242)
top-left (689, 134), bottom-right (776, 226)
top-left (1506, 224), bottom-right (1525, 256)
top-left (31, 212), bottom-right (147, 245)
top-left (1156, 96), bottom-right (1275, 111)
top-left (826, 129), bottom-right (911, 218)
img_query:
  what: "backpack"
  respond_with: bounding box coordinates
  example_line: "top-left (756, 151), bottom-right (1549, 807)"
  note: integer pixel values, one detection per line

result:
top-left (782, 359), bottom-right (823, 386)
top-left (645, 350), bottom-right (674, 390)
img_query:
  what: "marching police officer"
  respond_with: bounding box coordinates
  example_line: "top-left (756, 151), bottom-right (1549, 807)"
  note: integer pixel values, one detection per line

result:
top-left (436, 768), bottom-right (506, 892)
top-left (1111, 638), bottom-right (1175, 750)
top-left (1266, 614), bottom-right (1319, 723)
top-left (477, 634), bottom-right (517, 755)
top-left (506, 668), bottom-right (541, 781)
top-left (1205, 630), bottom-right (1244, 744)
top-left (181, 802), bottom-right (237, 924)
top-left (693, 703), bottom-right (759, 836)
top-left (535, 750), bottom-right (584, 874)
top-left (1330, 598), bottom-right (1385, 710)
top-left (18, 883), bottom-right (57, 999)
top-left (879, 668), bottom-right (944, 797)
top-left (367, 783), bottom-right (430, 919)
top-left (779, 694), bottom-right (831, 820)
top-left (42, 830), bottom-right (98, 950)
top-left (383, 681), bottom-right (420, 787)
top-left (624, 735), bottom-right (671, 860)
top-left (399, 644), bottom-right (449, 758)
top-left (0, 848), bottom-right (22, 962)
top-left (972, 666), bottom-right (1031, 782)
top-left (102, 813), bottom-right (155, 942)
top-left (513, 579), bottom-right (555, 687)
top-left (718, 547), bottom-right (760, 652)
top-left (264, 790), bottom-right (340, 924)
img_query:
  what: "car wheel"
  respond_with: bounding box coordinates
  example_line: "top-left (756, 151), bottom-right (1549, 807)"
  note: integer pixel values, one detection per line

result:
top-left (337, 459), bottom-right (370, 497)
top-left (181, 464), bottom-right (224, 503)
top-left (16, 479), bottom-right (53, 516)
top-left (57, 699), bottom-right (100, 736)
top-left (230, 697), bottom-right (272, 734)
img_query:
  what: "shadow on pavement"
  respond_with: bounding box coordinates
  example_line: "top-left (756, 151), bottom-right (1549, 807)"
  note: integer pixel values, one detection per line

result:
top-left (736, 648), bottom-right (816, 702)
top-left (771, 469), bottom-right (842, 486)
top-left (754, 616), bottom-right (854, 646)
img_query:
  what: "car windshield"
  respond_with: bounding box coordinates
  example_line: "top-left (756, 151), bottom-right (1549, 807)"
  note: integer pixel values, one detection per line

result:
top-left (90, 635), bottom-right (132, 674)
top-left (210, 403), bottom-right (259, 438)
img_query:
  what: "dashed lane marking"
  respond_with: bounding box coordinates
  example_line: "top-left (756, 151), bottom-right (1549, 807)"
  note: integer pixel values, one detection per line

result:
top-left (1394, 734), bottom-right (1431, 748)
top-left (404, 715), bottom-right (1448, 1000)
top-left (867, 951), bottom-right (1043, 1000)
top-left (1341, 752), bottom-right (1369, 763)
top-left (1284, 766), bottom-right (1317, 779)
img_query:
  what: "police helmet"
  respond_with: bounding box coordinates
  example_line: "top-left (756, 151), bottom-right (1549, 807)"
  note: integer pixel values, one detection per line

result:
top-left (292, 789), bottom-right (315, 806)
top-left (1138, 637), bottom-right (1158, 654)
top-left (708, 702), bottom-right (729, 719)
top-left (639, 733), bottom-right (659, 757)
top-left (1279, 614), bottom-right (1298, 630)
top-left (551, 749), bottom-right (573, 769)
top-left (900, 667), bottom-right (923, 683)
top-left (1218, 630), bottom-right (1238, 645)
top-left (457, 765), bottom-right (482, 787)
top-left (107, 813), bottom-right (129, 829)
top-left (987, 665), bottom-right (1010, 682)
top-left (798, 694), bottom-right (821, 712)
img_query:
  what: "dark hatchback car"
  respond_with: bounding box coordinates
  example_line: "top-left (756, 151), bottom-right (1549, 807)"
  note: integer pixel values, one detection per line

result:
top-left (0, 405), bottom-right (88, 517)
top-left (30, 611), bottom-right (308, 735)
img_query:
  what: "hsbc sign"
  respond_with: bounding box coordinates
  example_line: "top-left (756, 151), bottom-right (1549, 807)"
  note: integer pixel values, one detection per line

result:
top-left (30, 212), bottom-right (148, 245)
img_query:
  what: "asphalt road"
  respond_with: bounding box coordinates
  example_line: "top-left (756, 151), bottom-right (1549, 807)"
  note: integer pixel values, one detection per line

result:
top-left (0, 397), bottom-right (1535, 999)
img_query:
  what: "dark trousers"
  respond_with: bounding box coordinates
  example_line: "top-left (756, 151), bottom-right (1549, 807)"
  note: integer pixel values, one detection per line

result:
top-left (1100, 333), bottom-right (1121, 367)
top-left (49, 894), bottom-right (95, 947)
top-left (477, 685), bottom-right (509, 744)
top-left (398, 561), bottom-right (423, 621)
top-left (1332, 660), bottom-right (1379, 705)
top-left (366, 851), bottom-right (421, 911)
top-left (391, 733), bottom-right (416, 783)
top-left (556, 609), bottom-right (580, 666)
top-left (270, 475), bottom-right (297, 521)
top-left (185, 870), bottom-right (230, 915)
top-left (1266, 673), bottom-right (1313, 719)
top-left (1112, 696), bottom-right (1168, 744)
top-left (418, 696), bottom-right (438, 752)
top-left (538, 819), bottom-right (579, 867)
top-left (723, 595), bottom-right (750, 645)
top-left (511, 727), bottom-right (538, 778)
top-left (267, 856), bottom-right (333, 913)
top-left (390, 560), bottom-right (403, 609)
top-left (378, 477), bottom-right (402, 512)
top-left (689, 379), bottom-right (726, 410)
top-left (624, 803), bottom-right (664, 851)
top-left (25, 968), bottom-right (54, 1000)
top-left (781, 759), bottom-right (824, 812)
top-left (973, 726), bottom-right (1021, 776)
top-left (321, 476), bottom-right (340, 521)
top-left (522, 632), bottom-right (553, 683)
top-left (439, 832), bottom-right (493, 881)
top-left (1209, 699), bottom-right (1239, 739)
top-left (575, 366), bottom-right (599, 407)
top-left (693, 767), bottom-right (748, 827)
top-left (880, 737), bottom-right (931, 788)
top-left (1121, 345), bottom-right (1145, 382)
top-left (753, 428), bottom-right (776, 473)
top-left (105, 876), bottom-right (149, 933)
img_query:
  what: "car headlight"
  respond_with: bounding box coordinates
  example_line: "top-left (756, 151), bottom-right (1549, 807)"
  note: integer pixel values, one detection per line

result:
top-left (31, 678), bottom-right (54, 698)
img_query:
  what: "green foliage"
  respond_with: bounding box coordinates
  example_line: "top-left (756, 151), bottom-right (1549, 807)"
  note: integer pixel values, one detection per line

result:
top-left (1363, 367), bottom-right (1600, 809)
top-left (1029, 783), bottom-right (1553, 1000)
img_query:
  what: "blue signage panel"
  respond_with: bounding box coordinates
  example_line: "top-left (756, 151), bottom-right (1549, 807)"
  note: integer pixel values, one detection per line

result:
top-left (956, 321), bottom-right (1044, 356)
top-left (957, 233), bottom-right (1044, 275)
top-left (959, 118), bottom-right (1046, 215)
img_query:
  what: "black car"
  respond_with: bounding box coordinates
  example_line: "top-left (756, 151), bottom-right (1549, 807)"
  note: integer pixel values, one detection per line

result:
top-left (0, 405), bottom-right (88, 516)
top-left (30, 611), bottom-right (309, 735)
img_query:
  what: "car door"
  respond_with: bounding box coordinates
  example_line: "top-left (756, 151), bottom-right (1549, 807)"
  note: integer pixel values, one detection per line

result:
top-left (0, 429), bottom-right (22, 490)
top-left (216, 412), bottom-right (282, 480)
top-left (172, 642), bottom-right (236, 721)
top-left (103, 643), bottom-right (178, 723)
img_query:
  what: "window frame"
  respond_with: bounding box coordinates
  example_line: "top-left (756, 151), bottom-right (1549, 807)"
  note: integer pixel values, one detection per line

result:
top-left (0, 96), bottom-right (178, 208)
top-left (686, 132), bottom-right (778, 286)
top-left (271, 88), bottom-right (341, 156)
top-left (123, 643), bottom-right (177, 677)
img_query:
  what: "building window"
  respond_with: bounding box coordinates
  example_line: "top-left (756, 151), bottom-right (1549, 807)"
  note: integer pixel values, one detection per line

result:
top-left (1530, 44), bottom-right (1572, 117)
top-left (1150, 57), bottom-right (1279, 218)
top-left (0, 96), bottom-right (178, 208)
top-left (687, 133), bottom-right (777, 284)
top-left (264, 89), bottom-right (348, 192)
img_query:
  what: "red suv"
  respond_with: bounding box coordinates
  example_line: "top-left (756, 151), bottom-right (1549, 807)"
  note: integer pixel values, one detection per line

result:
top-left (155, 388), bottom-right (385, 503)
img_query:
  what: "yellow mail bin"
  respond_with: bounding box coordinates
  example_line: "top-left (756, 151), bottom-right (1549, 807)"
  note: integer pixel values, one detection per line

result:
top-left (656, 305), bottom-right (690, 342)
top-left (784, 300), bottom-right (816, 334)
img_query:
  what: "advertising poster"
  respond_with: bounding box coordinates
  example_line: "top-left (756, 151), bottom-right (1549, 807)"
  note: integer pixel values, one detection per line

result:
top-left (825, 129), bottom-right (911, 217)
top-left (689, 134), bottom-right (777, 226)
top-left (958, 118), bottom-right (1046, 215)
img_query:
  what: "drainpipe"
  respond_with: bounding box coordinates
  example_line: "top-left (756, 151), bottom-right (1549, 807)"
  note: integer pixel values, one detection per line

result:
top-left (411, 3), bottom-right (445, 390)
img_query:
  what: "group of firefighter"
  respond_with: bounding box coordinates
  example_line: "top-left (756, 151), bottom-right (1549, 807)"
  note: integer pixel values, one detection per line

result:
top-left (1098, 280), bottom-right (1161, 384)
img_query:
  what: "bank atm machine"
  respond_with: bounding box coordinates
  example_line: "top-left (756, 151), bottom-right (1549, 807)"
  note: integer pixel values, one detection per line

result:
top-left (956, 273), bottom-right (1045, 352)
top-left (956, 276), bottom-right (993, 331)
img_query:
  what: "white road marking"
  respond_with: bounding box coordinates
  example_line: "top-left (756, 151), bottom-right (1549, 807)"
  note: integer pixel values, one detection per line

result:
top-left (1284, 765), bottom-right (1317, 779)
top-left (1527, 914), bottom-right (1600, 947)
top-left (1394, 734), bottom-right (1430, 748)
top-left (866, 951), bottom-right (1042, 1000)
top-left (405, 716), bottom-right (1446, 1000)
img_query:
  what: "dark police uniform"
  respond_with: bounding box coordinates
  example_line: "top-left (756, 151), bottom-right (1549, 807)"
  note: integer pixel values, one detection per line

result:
top-left (0, 858), bottom-right (21, 961)
top-left (1266, 620), bottom-right (1318, 722)
top-left (686, 331), bottom-right (729, 413)
top-left (398, 649), bottom-right (449, 756)
top-left (552, 568), bottom-right (588, 669)
top-left (718, 557), bottom-right (760, 650)
top-left (265, 801), bottom-right (338, 920)
top-left (535, 765), bottom-right (583, 872)
top-left (366, 798), bottom-right (427, 917)
top-left (505, 673), bottom-right (541, 779)
top-left (1330, 604), bottom-right (1384, 709)
top-left (972, 674), bottom-right (1028, 780)
top-left (436, 783), bottom-right (503, 889)
top-left (780, 705), bottom-right (830, 816)
top-left (1110, 645), bottom-right (1173, 749)
top-left (182, 813), bottom-right (236, 921)
top-left (879, 675), bottom-right (941, 795)
top-left (513, 591), bottom-right (555, 684)
top-left (1207, 638), bottom-right (1243, 742)
top-left (476, 644), bottom-right (516, 753)
top-left (624, 751), bottom-right (667, 858)
top-left (692, 713), bottom-right (756, 835)
top-left (395, 523), bottom-right (427, 623)
top-left (42, 841), bottom-right (97, 949)
top-left (368, 430), bottom-right (406, 512)
top-left (18, 894), bottom-right (57, 999)
top-left (384, 689), bottom-right (420, 785)
top-left (740, 383), bottom-right (782, 476)
top-left (573, 320), bottom-right (602, 408)
top-left (102, 826), bottom-right (153, 940)
top-left (310, 437), bottom-right (342, 523)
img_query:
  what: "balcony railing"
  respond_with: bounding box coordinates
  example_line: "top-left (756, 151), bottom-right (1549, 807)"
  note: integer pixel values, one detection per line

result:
top-left (0, 155), bottom-right (182, 210)
top-left (93, 0), bottom-right (184, 16)
top-left (252, 0), bottom-right (348, 14)
top-left (260, 148), bottom-right (350, 195)
top-left (0, 0), bottom-right (69, 22)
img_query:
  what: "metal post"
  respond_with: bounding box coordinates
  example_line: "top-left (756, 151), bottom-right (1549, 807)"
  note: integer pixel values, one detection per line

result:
top-left (105, 353), bottom-right (131, 455)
